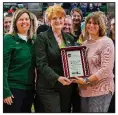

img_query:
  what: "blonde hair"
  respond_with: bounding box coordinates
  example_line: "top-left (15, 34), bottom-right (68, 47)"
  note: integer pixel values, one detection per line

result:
top-left (85, 12), bottom-right (106, 39)
top-left (30, 12), bottom-right (38, 35)
top-left (66, 15), bottom-right (72, 20)
top-left (9, 8), bottom-right (37, 39)
top-left (46, 4), bottom-right (66, 21)
top-left (77, 29), bottom-right (86, 44)
top-left (43, 6), bottom-right (53, 24)
top-left (64, 15), bottom-right (74, 34)
top-left (45, 6), bottom-right (53, 15)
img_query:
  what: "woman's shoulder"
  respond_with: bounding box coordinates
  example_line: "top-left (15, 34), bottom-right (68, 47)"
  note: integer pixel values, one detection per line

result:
top-left (100, 36), bottom-right (114, 45)
top-left (4, 33), bottom-right (13, 38)
top-left (99, 36), bottom-right (114, 50)
top-left (4, 34), bottom-right (16, 43)
top-left (37, 29), bottom-right (49, 38)
top-left (63, 32), bottom-right (74, 41)
top-left (4, 34), bottom-right (17, 49)
top-left (101, 36), bottom-right (112, 41)
top-left (66, 33), bottom-right (74, 38)
top-left (35, 31), bottom-right (48, 44)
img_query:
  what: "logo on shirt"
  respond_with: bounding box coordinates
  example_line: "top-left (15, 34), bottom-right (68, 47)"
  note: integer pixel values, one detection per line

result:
top-left (16, 42), bottom-right (19, 44)
top-left (67, 41), bottom-right (70, 43)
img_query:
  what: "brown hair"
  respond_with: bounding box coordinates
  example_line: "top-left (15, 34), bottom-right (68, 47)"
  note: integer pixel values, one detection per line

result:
top-left (9, 8), bottom-right (37, 39)
top-left (85, 12), bottom-right (106, 38)
top-left (70, 8), bottom-right (83, 21)
top-left (94, 11), bottom-right (108, 26)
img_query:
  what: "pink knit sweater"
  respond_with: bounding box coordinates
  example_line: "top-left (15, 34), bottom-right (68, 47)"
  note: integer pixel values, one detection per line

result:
top-left (79, 36), bottom-right (115, 97)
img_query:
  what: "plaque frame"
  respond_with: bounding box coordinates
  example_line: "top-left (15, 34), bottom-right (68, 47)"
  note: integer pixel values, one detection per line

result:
top-left (61, 46), bottom-right (90, 79)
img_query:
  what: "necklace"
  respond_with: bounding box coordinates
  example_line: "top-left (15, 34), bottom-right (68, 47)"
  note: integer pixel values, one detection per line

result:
top-left (88, 35), bottom-right (100, 42)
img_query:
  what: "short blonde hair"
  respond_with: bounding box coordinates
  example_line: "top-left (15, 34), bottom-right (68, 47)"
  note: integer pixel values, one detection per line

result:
top-left (85, 12), bottom-right (106, 38)
top-left (64, 15), bottom-right (74, 34)
top-left (46, 4), bottom-right (66, 21)
top-left (45, 6), bottom-right (53, 15)
top-left (9, 8), bottom-right (37, 39)
top-left (66, 15), bottom-right (72, 20)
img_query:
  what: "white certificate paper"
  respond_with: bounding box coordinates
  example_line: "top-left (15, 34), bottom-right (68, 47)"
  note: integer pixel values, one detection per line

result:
top-left (67, 51), bottom-right (84, 77)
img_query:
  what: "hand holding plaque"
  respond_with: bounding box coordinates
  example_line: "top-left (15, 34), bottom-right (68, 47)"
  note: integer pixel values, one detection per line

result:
top-left (61, 46), bottom-right (90, 79)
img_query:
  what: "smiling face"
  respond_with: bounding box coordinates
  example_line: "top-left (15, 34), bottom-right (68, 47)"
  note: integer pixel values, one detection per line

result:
top-left (110, 23), bottom-right (115, 34)
top-left (71, 11), bottom-right (82, 25)
top-left (4, 16), bottom-right (12, 33)
top-left (86, 18), bottom-right (99, 36)
top-left (63, 18), bottom-right (73, 33)
top-left (16, 13), bottom-right (30, 34)
top-left (50, 13), bottom-right (65, 31)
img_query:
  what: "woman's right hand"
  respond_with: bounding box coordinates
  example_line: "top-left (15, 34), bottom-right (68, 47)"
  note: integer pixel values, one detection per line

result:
top-left (58, 76), bottom-right (72, 85)
top-left (3, 95), bottom-right (14, 105)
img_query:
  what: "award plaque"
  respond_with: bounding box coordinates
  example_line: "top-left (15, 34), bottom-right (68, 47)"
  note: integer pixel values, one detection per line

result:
top-left (61, 46), bottom-right (90, 79)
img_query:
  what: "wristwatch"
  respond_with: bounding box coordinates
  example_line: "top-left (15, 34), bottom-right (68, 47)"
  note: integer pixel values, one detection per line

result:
top-left (84, 77), bottom-right (90, 84)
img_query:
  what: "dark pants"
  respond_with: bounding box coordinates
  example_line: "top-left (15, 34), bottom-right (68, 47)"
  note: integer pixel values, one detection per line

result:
top-left (59, 84), bottom-right (73, 112)
top-left (70, 83), bottom-right (81, 112)
top-left (108, 77), bottom-right (115, 113)
top-left (34, 92), bottom-right (45, 113)
top-left (3, 88), bottom-right (34, 113)
top-left (36, 84), bottom-right (73, 113)
top-left (108, 93), bottom-right (115, 113)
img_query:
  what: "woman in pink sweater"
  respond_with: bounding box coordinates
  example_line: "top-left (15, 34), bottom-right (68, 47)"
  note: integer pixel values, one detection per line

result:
top-left (74, 12), bottom-right (115, 112)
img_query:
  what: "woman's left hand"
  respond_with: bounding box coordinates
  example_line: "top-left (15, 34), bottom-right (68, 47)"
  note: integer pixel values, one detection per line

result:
top-left (72, 77), bottom-right (88, 89)
top-left (72, 77), bottom-right (86, 85)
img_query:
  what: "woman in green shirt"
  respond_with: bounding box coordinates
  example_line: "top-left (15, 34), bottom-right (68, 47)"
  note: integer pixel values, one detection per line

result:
top-left (3, 8), bottom-right (37, 113)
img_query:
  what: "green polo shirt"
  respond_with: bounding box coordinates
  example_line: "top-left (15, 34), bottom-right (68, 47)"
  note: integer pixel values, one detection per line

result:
top-left (3, 34), bottom-right (36, 98)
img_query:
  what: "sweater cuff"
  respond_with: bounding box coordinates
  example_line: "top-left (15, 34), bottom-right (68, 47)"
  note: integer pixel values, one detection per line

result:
top-left (94, 72), bottom-right (101, 81)
top-left (3, 89), bottom-right (12, 98)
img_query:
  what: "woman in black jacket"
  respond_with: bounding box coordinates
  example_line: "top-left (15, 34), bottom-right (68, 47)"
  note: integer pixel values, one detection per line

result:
top-left (35, 4), bottom-right (75, 112)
